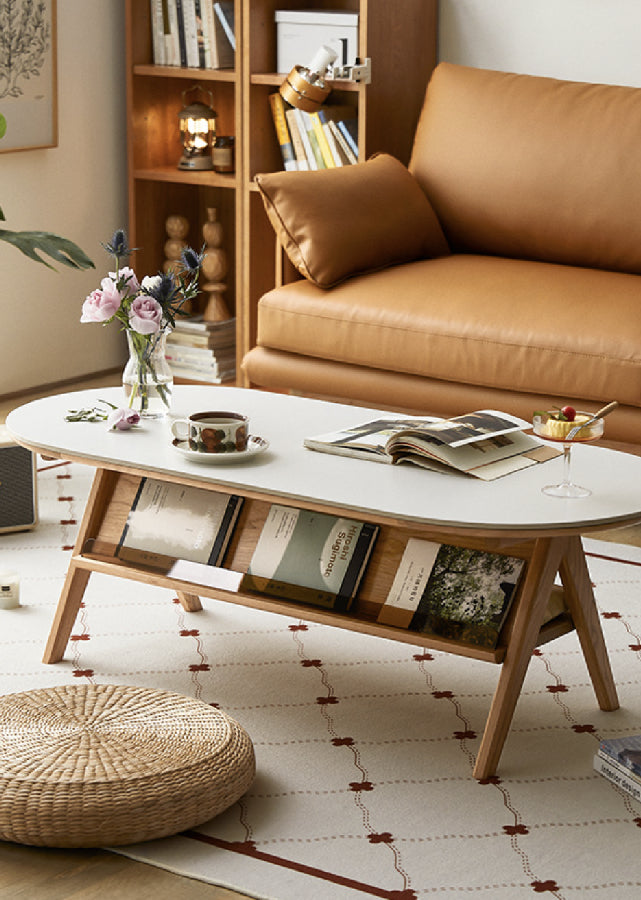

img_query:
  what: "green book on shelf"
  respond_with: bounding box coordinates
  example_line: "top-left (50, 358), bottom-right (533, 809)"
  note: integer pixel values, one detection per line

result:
top-left (240, 503), bottom-right (379, 611)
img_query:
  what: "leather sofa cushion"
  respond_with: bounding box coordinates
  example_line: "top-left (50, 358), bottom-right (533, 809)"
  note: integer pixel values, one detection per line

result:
top-left (410, 64), bottom-right (641, 275)
top-left (256, 254), bottom-right (641, 408)
top-left (254, 153), bottom-right (449, 288)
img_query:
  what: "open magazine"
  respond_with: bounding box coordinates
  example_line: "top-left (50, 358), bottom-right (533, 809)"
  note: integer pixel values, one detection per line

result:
top-left (304, 410), bottom-right (560, 481)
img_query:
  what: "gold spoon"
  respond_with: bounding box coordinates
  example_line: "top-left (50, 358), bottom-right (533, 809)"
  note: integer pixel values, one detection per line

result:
top-left (566, 400), bottom-right (619, 440)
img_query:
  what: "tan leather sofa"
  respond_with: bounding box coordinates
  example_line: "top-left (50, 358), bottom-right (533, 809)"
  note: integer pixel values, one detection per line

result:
top-left (243, 63), bottom-right (641, 448)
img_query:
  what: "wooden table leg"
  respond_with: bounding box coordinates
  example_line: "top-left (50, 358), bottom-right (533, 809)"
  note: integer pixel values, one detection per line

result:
top-left (176, 591), bottom-right (203, 612)
top-left (473, 536), bottom-right (566, 779)
top-left (43, 468), bottom-right (118, 664)
top-left (559, 535), bottom-right (618, 711)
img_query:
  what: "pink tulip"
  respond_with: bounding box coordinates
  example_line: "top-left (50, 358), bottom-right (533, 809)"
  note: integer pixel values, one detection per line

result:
top-left (128, 295), bottom-right (163, 334)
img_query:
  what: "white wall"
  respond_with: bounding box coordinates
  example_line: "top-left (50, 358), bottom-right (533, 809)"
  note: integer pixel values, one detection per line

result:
top-left (439, 0), bottom-right (641, 86)
top-left (0, 1), bottom-right (127, 396)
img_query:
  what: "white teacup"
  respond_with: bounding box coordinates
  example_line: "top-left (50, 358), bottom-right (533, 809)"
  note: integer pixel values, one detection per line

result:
top-left (171, 411), bottom-right (249, 454)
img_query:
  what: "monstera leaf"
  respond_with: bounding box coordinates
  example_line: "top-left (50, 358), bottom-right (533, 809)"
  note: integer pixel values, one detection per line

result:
top-left (0, 205), bottom-right (94, 270)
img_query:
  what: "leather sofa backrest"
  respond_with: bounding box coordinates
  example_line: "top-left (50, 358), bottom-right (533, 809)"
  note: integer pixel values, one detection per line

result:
top-left (409, 63), bottom-right (641, 275)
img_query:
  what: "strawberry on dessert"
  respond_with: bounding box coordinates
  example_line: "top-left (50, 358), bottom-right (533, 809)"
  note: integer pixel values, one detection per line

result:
top-left (535, 406), bottom-right (592, 439)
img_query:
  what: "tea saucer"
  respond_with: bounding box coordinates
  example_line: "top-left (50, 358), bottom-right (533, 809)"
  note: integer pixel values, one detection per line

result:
top-left (171, 434), bottom-right (269, 464)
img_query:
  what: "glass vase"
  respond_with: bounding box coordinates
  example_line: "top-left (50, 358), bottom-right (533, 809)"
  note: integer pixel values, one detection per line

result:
top-left (122, 329), bottom-right (173, 418)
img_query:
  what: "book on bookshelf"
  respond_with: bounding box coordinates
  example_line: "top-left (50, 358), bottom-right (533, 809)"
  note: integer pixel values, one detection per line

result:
top-left (311, 106), bottom-right (357, 168)
top-left (298, 110), bottom-right (326, 169)
top-left (164, 0), bottom-right (182, 65)
top-left (304, 410), bottom-right (560, 481)
top-left (593, 753), bottom-right (641, 802)
top-left (377, 539), bottom-right (525, 649)
top-left (269, 93), bottom-right (298, 171)
top-left (285, 108), bottom-right (310, 171)
top-left (239, 504), bottom-right (379, 612)
top-left (308, 111), bottom-right (336, 168)
top-left (211, 1), bottom-right (234, 68)
top-left (193, 0), bottom-right (208, 68)
top-left (181, 0), bottom-right (200, 68)
top-left (337, 118), bottom-right (358, 159)
top-left (174, 0), bottom-right (188, 66)
top-left (328, 119), bottom-right (357, 164)
top-left (213, 1), bottom-right (235, 52)
top-left (150, 0), bottom-right (166, 65)
top-left (293, 107), bottom-right (319, 170)
top-left (117, 477), bottom-right (243, 571)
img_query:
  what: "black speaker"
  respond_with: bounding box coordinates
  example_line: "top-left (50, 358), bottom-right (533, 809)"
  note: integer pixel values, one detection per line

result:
top-left (0, 425), bottom-right (38, 534)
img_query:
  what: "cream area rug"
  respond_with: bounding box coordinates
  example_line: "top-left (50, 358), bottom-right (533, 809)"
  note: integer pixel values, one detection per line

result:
top-left (1, 460), bottom-right (641, 900)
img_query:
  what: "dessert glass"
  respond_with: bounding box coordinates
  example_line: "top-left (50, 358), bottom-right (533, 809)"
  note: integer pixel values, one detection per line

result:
top-left (533, 412), bottom-right (604, 498)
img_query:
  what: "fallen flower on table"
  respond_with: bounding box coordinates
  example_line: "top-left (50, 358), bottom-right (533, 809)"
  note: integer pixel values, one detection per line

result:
top-left (107, 407), bottom-right (141, 431)
top-left (64, 399), bottom-right (140, 431)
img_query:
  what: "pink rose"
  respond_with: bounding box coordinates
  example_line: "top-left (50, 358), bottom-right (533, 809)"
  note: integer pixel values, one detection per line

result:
top-left (109, 267), bottom-right (140, 295)
top-left (107, 408), bottom-right (140, 431)
top-left (128, 296), bottom-right (163, 334)
top-left (80, 287), bottom-right (121, 323)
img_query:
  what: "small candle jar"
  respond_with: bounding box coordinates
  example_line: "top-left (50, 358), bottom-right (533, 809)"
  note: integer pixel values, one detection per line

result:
top-left (0, 573), bottom-right (20, 609)
top-left (213, 136), bottom-right (235, 173)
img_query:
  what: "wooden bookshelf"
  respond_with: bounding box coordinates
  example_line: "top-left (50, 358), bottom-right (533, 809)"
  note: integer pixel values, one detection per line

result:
top-left (125, 0), bottom-right (438, 384)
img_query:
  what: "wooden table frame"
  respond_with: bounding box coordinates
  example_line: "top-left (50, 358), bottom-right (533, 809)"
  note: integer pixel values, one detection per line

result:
top-left (40, 460), bottom-right (625, 781)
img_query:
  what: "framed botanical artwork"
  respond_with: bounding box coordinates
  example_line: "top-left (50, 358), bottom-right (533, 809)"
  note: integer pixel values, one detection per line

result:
top-left (0, 0), bottom-right (58, 153)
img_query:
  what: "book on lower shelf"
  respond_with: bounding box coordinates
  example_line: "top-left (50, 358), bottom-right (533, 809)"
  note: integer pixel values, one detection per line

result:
top-left (117, 477), bottom-right (243, 572)
top-left (304, 410), bottom-right (561, 481)
top-left (239, 503), bottom-right (379, 612)
top-left (377, 539), bottom-right (525, 648)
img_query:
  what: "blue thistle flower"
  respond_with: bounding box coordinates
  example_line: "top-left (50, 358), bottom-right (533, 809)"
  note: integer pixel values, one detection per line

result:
top-left (181, 246), bottom-right (202, 273)
top-left (103, 229), bottom-right (130, 258)
top-left (147, 272), bottom-right (175, 304)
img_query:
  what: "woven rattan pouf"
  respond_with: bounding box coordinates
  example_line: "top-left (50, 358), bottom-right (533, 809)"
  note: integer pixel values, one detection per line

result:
top-left (0, 683), bottom-right (255, 847)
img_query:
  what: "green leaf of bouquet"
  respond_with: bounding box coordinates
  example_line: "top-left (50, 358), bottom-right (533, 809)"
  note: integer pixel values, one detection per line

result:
top-left (0, 228), bottom-right (95, 270)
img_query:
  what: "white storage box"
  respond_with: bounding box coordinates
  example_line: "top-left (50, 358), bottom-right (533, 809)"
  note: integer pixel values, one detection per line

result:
top-left (275, 10), bottom-right (359, 74)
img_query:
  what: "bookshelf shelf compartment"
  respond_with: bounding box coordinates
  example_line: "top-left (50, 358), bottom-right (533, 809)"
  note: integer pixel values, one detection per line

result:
top-left (126, 0), bottom-right (438, 385)
top-left (134, 64), bottom-right (237, 82)
top-left (133, 167), bottom-right (237, 188)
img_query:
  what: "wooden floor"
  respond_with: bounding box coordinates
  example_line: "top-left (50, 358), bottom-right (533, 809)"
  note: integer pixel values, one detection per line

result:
top-left (1, 375), bottom-right (639, 897)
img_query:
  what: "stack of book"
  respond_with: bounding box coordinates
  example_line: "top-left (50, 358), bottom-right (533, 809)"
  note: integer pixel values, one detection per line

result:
top-left (269, 93), bottom-right (359, 171)
top-left (594, 734), bottom-right (641, 801)
top-left (165, 316), bottom-right (236, 383)
top-left (150, 0), bottom-right (235, 69)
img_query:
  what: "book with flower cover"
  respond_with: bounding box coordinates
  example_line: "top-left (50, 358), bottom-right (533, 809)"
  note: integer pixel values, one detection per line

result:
top-left (377, 539), bottom-right (525, 648)
top-left (240, 504), bottom-right (379, 611)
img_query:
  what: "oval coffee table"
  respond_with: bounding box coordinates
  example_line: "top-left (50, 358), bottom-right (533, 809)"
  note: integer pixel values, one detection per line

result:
top-left (8, 385), bottom-right (641, 779)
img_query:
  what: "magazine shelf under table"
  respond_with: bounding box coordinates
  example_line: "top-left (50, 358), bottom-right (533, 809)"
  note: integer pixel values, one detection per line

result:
top-left (34, 463), bottom-right (618, 780)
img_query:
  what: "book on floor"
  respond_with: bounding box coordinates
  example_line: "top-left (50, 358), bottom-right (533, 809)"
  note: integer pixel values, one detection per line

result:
top-left (377, 538), bottom-right (525, 648)
top-left (117, 477), bottom-right (243, 570)
top-left (240, 503), bottom-right (379, 611)
top-left (597, 734), bottom-right (641, 780)
top-left (593, 753), bottom-right (641, 802)
top-left (304, 409), bottom-right (560, 480)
